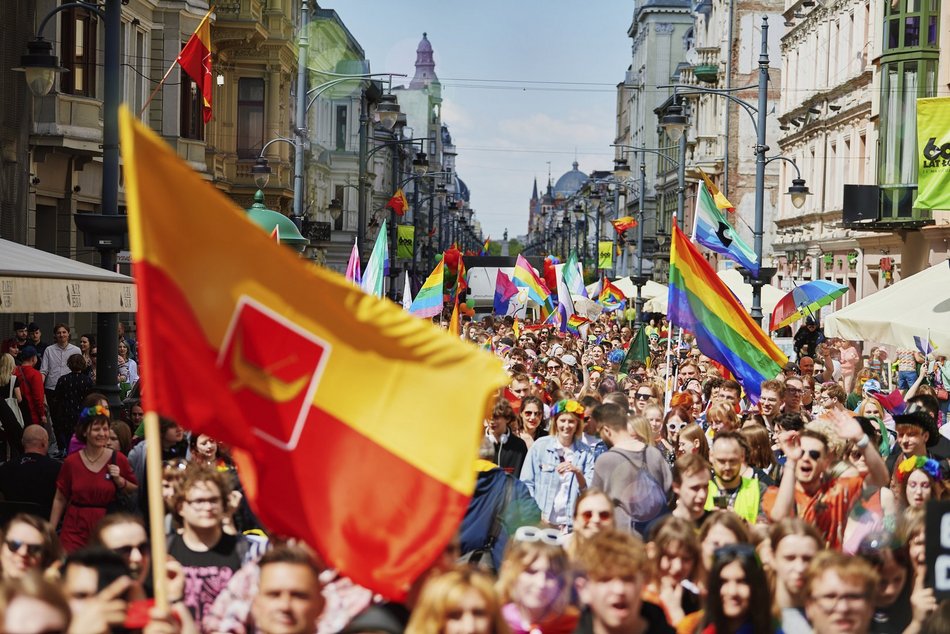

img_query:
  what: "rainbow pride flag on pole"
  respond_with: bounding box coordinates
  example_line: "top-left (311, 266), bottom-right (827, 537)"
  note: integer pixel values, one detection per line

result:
top-left (598, 277), bottom-right (626, 312)
top-left (566, 314), bottom-right (591, 336)
top-left (512, 254), bottom-right (554, 319)
top-left (408, 260), bottom-right (444, 318)
top-left (668, 223), bottom-right (786, 401)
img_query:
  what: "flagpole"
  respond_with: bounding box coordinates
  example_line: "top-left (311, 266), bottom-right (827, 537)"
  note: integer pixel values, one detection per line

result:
top-left (139, 7), bottom-right (214, 118)
top-left (144, 411), bottom-right (170, 611)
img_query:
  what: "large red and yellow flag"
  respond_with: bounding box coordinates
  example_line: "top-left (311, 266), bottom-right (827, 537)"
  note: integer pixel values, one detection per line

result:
top-left (177, 9), bottom-right (213, 122)
top-left (119, 108), bottom-right (507, 599)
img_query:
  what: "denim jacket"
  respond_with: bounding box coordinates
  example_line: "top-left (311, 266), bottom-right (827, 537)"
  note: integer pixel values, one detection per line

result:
top-left (519, 436), bottom-right (595, 528)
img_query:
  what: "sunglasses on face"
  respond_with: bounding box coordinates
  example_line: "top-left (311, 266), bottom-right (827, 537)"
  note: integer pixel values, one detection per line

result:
top-left (635, 393), bottom-right (652, 400)
top-left (668, 422), bottom-right (687, 432)
top-left (114, 541), bottom-right (149, 558)
top-left (5, 539), bottom-right (43, 557)
top-left (514, 525), bottom-right (564, 546)
top-left (580, 510), bottom-right (612, 522)
top-left (523, 410), bottom-right (541, 417)
top-left (713, 542), bottom-right (757, 563)
top-left (803, 449), bottom-right (822, 460)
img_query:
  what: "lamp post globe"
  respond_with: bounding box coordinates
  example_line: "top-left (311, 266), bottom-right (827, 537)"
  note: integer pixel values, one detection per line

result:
top-left (660, 101), bottom-right (688, 143)
top-left (15, 38), bottom-right (66, 97)
top-left (788, 178), bottom-right (810, 209)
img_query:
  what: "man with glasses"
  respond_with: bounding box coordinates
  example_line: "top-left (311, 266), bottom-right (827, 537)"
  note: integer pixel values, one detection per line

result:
top-left (765, 411), bottom-right (889, 549)
top-left (168, 464), bottom-right (254, 623)
top-left (545, 358), bottom-right (563, 378)
top-left (92, 514), bottom-right (152, 585)
top-left (783, 376), bottom-right (806, 416)
top-left (804, 550), bottom-right (877, 634)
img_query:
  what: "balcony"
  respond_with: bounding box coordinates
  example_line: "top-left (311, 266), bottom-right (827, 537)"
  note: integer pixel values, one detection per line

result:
top-left (30, 93), bottom-right (103, 155)
top-left (841, 184), bottom-right (934, 231)
top-left (692, 64), bottom-right (720, 83)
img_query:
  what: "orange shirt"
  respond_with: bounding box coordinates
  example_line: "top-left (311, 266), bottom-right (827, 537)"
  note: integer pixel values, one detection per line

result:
top-left (762, 474), bottom-right (866, 550)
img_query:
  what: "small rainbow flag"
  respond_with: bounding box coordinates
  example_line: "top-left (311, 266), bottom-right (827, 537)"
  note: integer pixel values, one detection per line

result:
top-left (611, 217), bottom-right (638, 234)
top-left (668, 222), bottom-right (786, 401)
top-left (566, 314), bottom-right (591, 337)
top-left (408, 260), bottom-right (445, 318)
top-left (480, 237), bottom-right (491, 256)
top-left (512, 254), bottom-right (554, 319)
top-left (598, 277), bottom-right (626, 312)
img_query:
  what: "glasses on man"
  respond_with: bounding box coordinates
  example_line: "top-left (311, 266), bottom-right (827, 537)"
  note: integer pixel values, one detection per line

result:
top-left (185, 496), bottom-right (222, 508)
top-left (811, 593), bottom-right (869, 611)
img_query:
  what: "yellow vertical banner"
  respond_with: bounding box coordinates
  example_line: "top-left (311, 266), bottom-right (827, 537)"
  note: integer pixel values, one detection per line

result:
top-left (396, 225), bottom-right (415, 259)
top-left (916, 96), bottom-right (950, 210)
top-left (598, 241), bottom-right (614, 269)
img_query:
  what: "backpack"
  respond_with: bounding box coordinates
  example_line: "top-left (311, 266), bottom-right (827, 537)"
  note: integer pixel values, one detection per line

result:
top-left (458, 477), bottom-right (513, 573)
top-left (612, 449), bottom-right (668, 527)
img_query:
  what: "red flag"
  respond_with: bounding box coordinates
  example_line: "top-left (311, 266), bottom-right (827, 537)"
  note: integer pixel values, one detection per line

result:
top-left (386, 189), bottom-right (409, 216)
top-left (176, 9), bottom-right (213, 123)
top-left (119, 108), bottom-right (508, 600)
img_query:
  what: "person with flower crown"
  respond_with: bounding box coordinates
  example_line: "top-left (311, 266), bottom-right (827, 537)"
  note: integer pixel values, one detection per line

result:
top-left (892, 455), bottom-right (945, 512)
top-left (520, 399), bottom-right (596, 532)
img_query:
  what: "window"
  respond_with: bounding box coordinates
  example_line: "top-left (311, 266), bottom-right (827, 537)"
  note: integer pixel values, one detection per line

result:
top-left (61, 8), bottom-right (97, 96)
top-left (237, 78), bottom-right (265, 159)
top-left (334, 185), bottom-right (345, 231)
top-left (180, 74), bottom-right (205, 141)
top-left (884, 0), bottom-right (940, 51)
top-left (335, 105), bottom-right (348, 151)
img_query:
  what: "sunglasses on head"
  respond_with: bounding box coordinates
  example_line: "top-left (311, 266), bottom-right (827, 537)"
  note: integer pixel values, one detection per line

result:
top-left (514, 525), bottom-right (564, 546)
top-left (5, 539), bottom-right (43, 557)
top-left (580, 510), bottom-right (612, 522)
top-left (713, 543), bottom-right (758, 563)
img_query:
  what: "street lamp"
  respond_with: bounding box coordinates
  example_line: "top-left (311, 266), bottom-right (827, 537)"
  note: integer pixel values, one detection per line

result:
top-left (19, 0), bottom-right (124, 406)
top-left (660, 16), bottom-right (810, 325)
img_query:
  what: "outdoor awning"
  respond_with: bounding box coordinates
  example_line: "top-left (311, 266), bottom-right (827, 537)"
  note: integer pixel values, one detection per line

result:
top-left (824, 260), bottom-right (950, 350)
top-left (643, 268), bottom-right (784, 316)
top-left (0, 239), bottom-right (137, 313)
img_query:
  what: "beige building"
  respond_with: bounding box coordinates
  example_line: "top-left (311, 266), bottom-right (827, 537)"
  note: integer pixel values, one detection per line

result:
top-left (775, 0), bottom-right (950, 312)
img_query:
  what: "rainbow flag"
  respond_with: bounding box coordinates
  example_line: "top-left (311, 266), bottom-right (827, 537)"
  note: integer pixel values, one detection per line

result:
top-left (512, 254), bottom-right (554, 319)
top-left (566, 314), bottom-right (590, 337)
top-left (598, 277), bottom-right (626, 312)
top-left (480, 237), bottom-right (491, 256)
top-left (118, 107), bottom-right (507, 599)
top-left (668, 223), bottom-right (786, 401)
top-left (408, 260), bottom-right (444, 318)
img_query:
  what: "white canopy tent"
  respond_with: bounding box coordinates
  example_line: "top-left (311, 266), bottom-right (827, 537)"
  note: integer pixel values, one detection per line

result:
top-left (643, 268), bottom-right (784, 317)
top-left (585, 277), bottom-right (666, 300)
top-left (824, 260), bottom-right (950, 350)
top-left (0, 239), bottom-right (137, 313)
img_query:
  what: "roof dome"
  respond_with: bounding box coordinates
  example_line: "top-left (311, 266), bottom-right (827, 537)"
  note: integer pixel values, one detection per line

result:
top-left (553, 161), bottom-right (588, 199)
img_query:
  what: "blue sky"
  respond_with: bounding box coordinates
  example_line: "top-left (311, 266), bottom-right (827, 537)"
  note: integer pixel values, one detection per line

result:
top-left (329, 1), bottom-right (632, 241)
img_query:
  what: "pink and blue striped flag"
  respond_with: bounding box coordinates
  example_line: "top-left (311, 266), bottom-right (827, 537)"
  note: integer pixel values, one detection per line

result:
top-left (344, 238), bottom-right (361, 286)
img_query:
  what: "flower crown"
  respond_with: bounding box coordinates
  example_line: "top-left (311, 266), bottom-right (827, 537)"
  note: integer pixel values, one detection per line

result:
top-left (897, 456), bottom-right (944, 483)
top-left (551, 399), bottom-right (584, 418)
top-left (79, 404), bottom-right (110, 420)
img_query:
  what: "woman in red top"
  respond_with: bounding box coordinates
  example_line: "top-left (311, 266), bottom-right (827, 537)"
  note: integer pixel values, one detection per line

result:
top-left (49, 406), bottom-right (137, 552)
top-left (14, 346), bottom-right (45, 428)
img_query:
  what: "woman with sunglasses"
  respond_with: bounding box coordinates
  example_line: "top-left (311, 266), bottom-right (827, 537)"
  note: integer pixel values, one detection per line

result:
top-left (678, 543), bottom-right (777, 634)
top-left (661, 408), bottom-right (690, 468)
top-left (520, 400), bottom-right (595, 532)
top-left (497, 534), bottom-right (578, 634)
top-left (629, 383), bottom-right (660, 414)
top-left (564, 488), bottom-right (615, 560)
top-left (517, 396), bottom-right (548, 449)
top-left (0, 514), bottom-right (63, 581)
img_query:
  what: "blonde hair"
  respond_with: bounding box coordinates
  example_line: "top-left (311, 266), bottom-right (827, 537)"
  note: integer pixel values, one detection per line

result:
top-left (628, 415), bottom-right (654, 445)
top-left (406, 568), bottom-right (509, 634)
top-left (497, 541), bottom-right (571, 611)
top-left (0, 353), bottom-right (15, 386)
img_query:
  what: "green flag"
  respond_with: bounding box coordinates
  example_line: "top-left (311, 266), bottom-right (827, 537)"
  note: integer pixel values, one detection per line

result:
top-left (620, 326), bottom-right (651, 374)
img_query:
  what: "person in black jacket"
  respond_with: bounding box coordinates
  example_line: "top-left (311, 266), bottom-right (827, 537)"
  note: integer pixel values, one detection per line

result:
top-left (485, 397), bottom-right (528, 476)
top-left (459, 438), bottom-right (540, 570)
top-left (793, 316), bottom-right (825, 361)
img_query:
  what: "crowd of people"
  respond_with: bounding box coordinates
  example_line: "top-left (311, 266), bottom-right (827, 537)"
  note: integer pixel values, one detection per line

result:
top-left (0, 312), bottom-right (949, 634)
